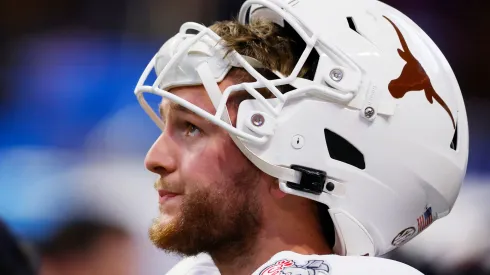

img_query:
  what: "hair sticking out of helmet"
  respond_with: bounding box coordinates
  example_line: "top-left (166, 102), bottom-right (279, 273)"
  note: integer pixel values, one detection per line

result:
top-left (209, 19), bottom-right (319, 81)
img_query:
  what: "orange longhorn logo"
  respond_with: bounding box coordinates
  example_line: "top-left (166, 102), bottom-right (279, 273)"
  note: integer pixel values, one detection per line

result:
top-left (384, 16), bottom-right (455, 129)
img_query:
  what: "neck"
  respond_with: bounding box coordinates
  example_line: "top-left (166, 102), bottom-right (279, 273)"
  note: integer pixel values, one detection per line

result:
top-left (211, 211), bottom-right (332, 275)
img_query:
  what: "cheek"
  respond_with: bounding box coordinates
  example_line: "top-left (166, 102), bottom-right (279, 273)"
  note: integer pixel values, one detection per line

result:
top-left (216, 137), bottom-right (252, 174)
top-left (179, 134), bottom-right (251, 190)
top-left (178, 138), bottom-right (227, 190)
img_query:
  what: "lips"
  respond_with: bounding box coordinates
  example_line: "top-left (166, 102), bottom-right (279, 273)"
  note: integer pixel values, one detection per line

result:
top-left (158, 190), bottom-right (180, 204)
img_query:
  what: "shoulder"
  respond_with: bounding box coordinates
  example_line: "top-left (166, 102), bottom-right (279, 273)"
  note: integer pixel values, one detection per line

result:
top-left (253, 251), bottom-right (424, 275)
top-left (166, 253), bottom-right (220, 275)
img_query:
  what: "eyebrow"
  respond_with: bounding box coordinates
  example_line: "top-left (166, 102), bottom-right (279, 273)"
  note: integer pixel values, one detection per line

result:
top-left (159, 102), bottom-right (203, 122)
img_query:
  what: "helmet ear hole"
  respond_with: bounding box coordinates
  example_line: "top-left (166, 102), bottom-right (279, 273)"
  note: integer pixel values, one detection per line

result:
top-left (324, 129), bottom-right (365, 170)
top-left (317, 203), bottom-right (336, 249)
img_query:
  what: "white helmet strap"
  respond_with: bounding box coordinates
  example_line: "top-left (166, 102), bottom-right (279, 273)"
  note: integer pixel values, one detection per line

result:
top-left (196, 61), bottom-right (303, 184)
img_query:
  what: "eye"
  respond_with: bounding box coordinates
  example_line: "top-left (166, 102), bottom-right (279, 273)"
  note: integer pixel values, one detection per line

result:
top-left (184, 122), bottom-right (201, 137)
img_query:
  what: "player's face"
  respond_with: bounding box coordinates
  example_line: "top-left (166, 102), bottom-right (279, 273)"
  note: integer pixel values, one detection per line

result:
top-left (145, 77), bottom-right (264, 256)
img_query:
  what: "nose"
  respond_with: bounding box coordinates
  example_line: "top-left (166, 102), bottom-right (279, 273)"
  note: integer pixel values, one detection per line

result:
top-left (144, 133), bottom-right (178, 176)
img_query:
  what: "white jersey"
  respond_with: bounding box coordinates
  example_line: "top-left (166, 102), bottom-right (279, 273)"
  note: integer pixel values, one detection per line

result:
top-left (166, 253), bottom-right (220, 275)
top-left (253, 251), bottom-right (424, 275)
top-left (166, 251), bottom-right (424, 275)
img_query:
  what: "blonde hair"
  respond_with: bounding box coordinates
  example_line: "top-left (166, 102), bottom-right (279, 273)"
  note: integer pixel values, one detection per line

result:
top-left (210, 19), bottom-right (295, 76)
top-left (210, 19), bottom-right (319, 111)
top-left (209, 19), bottom-right (316, 79)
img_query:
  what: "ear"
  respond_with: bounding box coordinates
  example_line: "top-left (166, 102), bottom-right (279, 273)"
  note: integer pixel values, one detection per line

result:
top-left (269, 179), bottom-right (287, 199)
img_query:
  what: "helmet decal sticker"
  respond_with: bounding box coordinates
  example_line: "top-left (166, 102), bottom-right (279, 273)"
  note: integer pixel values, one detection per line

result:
top-left (384, 16), bottom-right (456, 129)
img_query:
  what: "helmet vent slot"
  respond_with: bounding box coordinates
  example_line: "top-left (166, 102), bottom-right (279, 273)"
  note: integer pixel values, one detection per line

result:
top-left (347, 17), bottom-right (360, 35)
top-left (324, 128), bottom-right (365, 170)
top-left (450, 123), bottom-right (458, 151)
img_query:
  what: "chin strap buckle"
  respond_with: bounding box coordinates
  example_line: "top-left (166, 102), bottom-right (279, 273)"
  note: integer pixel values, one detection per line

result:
top-left (286, 165), bottom-right (327, 195)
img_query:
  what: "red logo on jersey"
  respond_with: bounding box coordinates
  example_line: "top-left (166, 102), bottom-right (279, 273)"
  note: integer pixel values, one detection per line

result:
top-left (260, 260), bottom-right (295, 275)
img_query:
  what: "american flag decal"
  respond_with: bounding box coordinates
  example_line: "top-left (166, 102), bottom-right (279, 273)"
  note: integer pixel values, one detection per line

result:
top-left (417, 207), bottom-right (433, 233)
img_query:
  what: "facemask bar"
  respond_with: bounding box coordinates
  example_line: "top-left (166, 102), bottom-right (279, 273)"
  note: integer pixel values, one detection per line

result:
top-left (134, 23), bottom-right (305, 184)
top-left (239, 0), bottom-right (363, 88)
top-left (134, 23), bottom-right (320, 145)
top-left (134, 25), bottom-right (267, 144)
top-left (196, 59), bottom-right (303, 185)
top-left (135, 2), bottom-right (362, 146)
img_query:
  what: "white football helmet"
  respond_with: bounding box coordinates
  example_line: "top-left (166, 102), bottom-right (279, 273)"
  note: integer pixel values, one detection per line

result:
top-left (134, 0), bottom-right (469, 256)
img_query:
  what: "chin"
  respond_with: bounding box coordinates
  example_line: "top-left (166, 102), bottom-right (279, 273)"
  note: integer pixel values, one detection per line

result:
top-left (158, 211), bottom-right (178, 226)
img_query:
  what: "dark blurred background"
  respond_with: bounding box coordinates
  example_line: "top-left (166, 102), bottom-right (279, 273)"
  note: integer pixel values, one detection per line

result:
top-left (0, 0), bottom-right (489, 274)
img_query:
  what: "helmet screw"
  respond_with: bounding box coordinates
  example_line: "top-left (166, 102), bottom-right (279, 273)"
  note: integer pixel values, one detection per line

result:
top-left (364, 107), bottom-right (375, 118)
top-left (330, 69), bottom-right (344, 82)
top-left (251, 113), bottom-right (265, 127)
top-left (326, 182), bottom-right (335, 192)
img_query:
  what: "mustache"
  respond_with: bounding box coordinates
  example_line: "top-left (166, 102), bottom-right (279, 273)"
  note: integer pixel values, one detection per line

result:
top-left (154, 180), bottom-right (183, 193)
